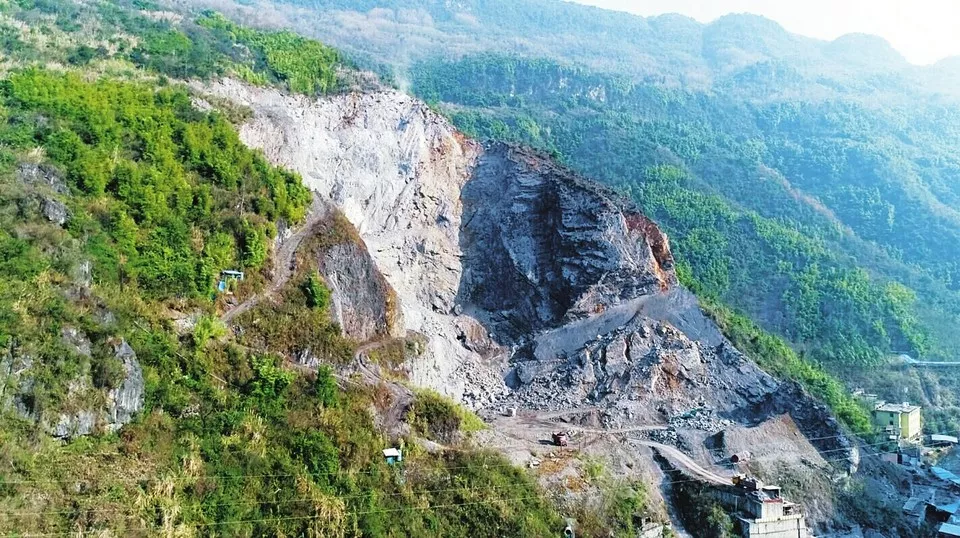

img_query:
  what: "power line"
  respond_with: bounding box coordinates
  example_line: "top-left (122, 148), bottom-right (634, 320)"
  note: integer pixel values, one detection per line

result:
top-left (0, 494), bottom-right (548, 537)
top-left (1, 421), bottom-right (945, 488)
top-left (0, 440), bottom-right (932, 538)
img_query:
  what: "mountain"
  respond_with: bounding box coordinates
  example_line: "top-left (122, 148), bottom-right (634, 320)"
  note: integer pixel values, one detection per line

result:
top-left (203, 0), bottom-right (960, 99)
top-left (0, 0), bottom-right (944, 536)
top-left (823, 33), bottom-right (908, 71)
top-left (206, 0), bottom-right (960, 422)
top-left (203, 78), bottom-right (868, 532)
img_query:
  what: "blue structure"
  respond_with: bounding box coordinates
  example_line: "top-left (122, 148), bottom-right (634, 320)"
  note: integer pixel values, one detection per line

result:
top-left (383, 448), bottom-right (402, 465)
top-left (216, 270), bottom-right (245, 295)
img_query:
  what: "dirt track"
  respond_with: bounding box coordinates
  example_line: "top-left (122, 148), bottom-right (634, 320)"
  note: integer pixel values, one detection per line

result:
top-left (488, 408), bottom-right (731, 486)
top-left (639, 441), bottom-right (731, 486)
top-left (221, 199), bottom-right (327, 325)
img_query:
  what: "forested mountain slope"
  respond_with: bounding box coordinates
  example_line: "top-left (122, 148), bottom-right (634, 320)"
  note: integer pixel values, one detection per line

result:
top-left (192, 0), bottom-right (960, 431)
top-left (0, 1), bottom-right (604, 535)
top-left (204, 0), bottom-right (960, 98)
top-left (0, 0), bottom-right (944, 535)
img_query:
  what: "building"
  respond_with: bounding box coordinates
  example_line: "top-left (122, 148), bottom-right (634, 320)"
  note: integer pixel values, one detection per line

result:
top-left (382, 448), bottom-right (402, 465)
top-left (872, 401), bottom-right (922, 440)
top-left (932, 434), bottom-right (960, 446)
top-left (940, 522), bottom-right (960, 537)
top-left (714, 478), bottom-right (812, 538)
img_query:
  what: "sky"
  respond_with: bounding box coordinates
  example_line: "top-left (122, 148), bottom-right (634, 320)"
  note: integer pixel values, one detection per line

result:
top-left (571, 0), bottom-right (960, 65)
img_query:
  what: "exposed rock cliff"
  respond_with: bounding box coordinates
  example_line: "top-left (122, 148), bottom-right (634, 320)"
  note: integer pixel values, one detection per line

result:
top-left (202, 79), bottom-right (852, 480)
top-left (459, 145), bottom-right (676, 340)
top-left (203, 80), bottom-right (489, 397)
top-left (2, 330), bottom-right (144, 439)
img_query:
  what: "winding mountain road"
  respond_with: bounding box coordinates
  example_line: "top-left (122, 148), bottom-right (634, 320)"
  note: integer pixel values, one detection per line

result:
top-left (901, 356), bottom-right (960, 367)
top-left (221, 199), bottom-right (327, 325)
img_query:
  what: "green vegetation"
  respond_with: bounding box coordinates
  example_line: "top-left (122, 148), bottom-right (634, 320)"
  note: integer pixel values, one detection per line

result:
top-left (1, 69), bottom-right (308, 297)
top-left (0, 2), bottom-right (591, 536)
top-left (197, 11), bottom-right (341, 94)
top-left (407, 53), bottom-right (960, 431)
top-left (701, 298), bottom-right (872, 433)
top-left (671, 483), bottom-right (736, 538)
top-left (566, 458), bottom-right (658, 538)
top-left (304, 272), bottom-right (332, 310)
top-left (408, 388), bottom-right (487, 443)
top-left (0, 0), bottom-right (344, 95)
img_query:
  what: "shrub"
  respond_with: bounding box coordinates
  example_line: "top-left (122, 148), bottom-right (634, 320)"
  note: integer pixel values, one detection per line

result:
top-left (408, 389), bottom-right (485, 443)
top-left (315, 365), bottom-right (338, 408)
top-left (91, 354), bottom-right (126, 390)
top-left (291, 430), bottom-right (339, 485)
top-left (303, 273), bottom-right (331, 310)
top-left (192, 315), bottom-right (226, 348)
top-left (240, 220), bottom-right (268, 269)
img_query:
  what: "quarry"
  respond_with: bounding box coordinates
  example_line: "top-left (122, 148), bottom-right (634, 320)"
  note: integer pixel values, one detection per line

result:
top-left (193, 79), bottom-right (896, 536)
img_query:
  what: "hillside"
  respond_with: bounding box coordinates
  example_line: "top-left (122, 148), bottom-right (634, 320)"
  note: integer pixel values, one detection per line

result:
top-left (0, 1), bottom-right (594, 535)
top-left (194, 0), bottom-right (960, 98)
top-left (188, 0), bottom-right (960, 434)
top-left (0, 0), bottom-right (947, 536)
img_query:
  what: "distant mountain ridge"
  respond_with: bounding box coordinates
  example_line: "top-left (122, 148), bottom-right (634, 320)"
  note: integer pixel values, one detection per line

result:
top-left (216, 0), bottom-right (960, 97)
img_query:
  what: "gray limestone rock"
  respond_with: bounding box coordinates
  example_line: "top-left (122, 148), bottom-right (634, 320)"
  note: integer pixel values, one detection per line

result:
top-left (203, 79), bottom-right (852, 467)
top-left (41, 197), bottom-right (69, 225)
top-left (106, 339), bottom-right (144, 429)
top-left (318, 239), bottom-right (402, 341)
top-left (2, 334), bottom-right (144, 439)
top-left (61, 327), bottom-right (92, 357)
top-left (16, 163), bottom-right (68, 194)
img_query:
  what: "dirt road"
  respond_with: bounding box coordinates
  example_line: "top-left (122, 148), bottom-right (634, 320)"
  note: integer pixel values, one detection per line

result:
top-left (639, 441), bottom-right (731, 486)
top-left (221, 199), bottom-right (328, 325)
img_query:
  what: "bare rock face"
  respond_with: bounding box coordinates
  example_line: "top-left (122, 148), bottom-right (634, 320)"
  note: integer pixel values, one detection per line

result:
top-left (16, 163), bottom-right (67, 194)
top-left (2, 331), bottom-right (144, 439)
top-left (203, 80), bottom-right (850, 467)
top-left (108, 339), bottom-right (144, 430)
top-left (318, 239), bottom-right (402, 342)
top-left (203, 80), bottom-right (493, 400)
top-left (459, 144), bottom-right (676, 340)
top-left (41, 197), bottom-right (68, 225)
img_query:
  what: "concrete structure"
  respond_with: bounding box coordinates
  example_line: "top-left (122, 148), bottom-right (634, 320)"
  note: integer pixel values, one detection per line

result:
top-left (382, 448), bottom-right (402, 465)
top-left (217, 270), bottom-right (245, 293)
top-left (714, 479), bottom-right (812, 538)
top-left (872, 401), bottom-right (921, 440)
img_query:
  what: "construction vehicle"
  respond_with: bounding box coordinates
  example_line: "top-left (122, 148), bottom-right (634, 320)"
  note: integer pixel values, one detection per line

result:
top-left (732, 474), bottom-right (760, 491)
top-left (552, 431), bottom-right (569, 447)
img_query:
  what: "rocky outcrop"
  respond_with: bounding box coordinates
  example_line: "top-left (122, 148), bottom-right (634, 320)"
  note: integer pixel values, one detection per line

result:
top-left (203, 79), bottom-right (492, 399)
top-left (2, 330), bottom-right (144, 439)
top-left (16, 163), bottom-right (68, 194)
top-left (459, 145), bottom-right (676, 340)
top-left (16, 162), bottom-right (70, 226)
top-left (107, 339), bottom-right (144, 430)
top-left (317, 238), bottom-right (402, 342)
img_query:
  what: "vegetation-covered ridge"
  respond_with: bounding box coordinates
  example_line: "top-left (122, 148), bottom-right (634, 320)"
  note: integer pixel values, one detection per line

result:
top-left (0, 0), bottom-right (346, 95)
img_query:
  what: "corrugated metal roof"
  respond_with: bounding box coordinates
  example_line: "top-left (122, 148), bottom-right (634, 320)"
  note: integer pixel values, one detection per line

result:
top-left (935, 501), bottom-right (960, 515)
top-left (933, 467), bottom-right (958, 481)
top-left (933, 434), bottom-right (960, 444)
top-left (939, 522), bottom-right (960, 537)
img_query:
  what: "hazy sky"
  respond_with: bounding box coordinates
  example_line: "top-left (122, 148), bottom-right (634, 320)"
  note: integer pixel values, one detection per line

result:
top-left (571, 0), bottom-right (960, 65)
